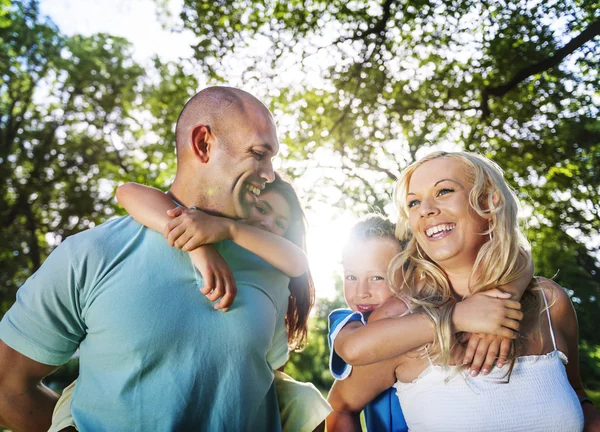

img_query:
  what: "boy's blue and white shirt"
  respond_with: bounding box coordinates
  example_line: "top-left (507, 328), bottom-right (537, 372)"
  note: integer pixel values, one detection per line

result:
top-left (327, 307), bottom-right (409, 432)
top-left (328, 308), bottom-right (367, 379)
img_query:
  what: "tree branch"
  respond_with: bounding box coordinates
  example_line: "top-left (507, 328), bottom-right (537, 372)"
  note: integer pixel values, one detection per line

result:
top-left (480, 19), bottom-right (600, 118)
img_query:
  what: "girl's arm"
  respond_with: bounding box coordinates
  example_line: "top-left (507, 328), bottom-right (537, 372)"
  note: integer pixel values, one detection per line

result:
top-left (165, 207), bottom-right (309, 278)
top-left (334, 290), bottom-right (521, 366)
top-left (116, 183), bottom-right (175, 232)
top-left (117, 183), bottom-right (309, 277)
top-left (117, 183), bottom-right (237, 311)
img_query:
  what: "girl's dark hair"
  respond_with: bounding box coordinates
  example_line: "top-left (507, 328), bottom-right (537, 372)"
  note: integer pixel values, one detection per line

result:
top-left (263, 172), bottom-right (315, 351)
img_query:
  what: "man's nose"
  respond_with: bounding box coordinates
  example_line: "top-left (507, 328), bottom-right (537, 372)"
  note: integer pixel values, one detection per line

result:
top-left (258, 158), bottom-right (275, 183)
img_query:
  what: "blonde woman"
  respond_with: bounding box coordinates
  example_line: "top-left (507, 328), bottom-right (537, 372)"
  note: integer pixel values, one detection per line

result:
top-left (328, 151), bottom-right (599, 431)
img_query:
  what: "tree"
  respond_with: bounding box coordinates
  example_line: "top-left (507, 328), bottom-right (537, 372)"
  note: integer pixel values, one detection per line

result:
top-left (157, 0), bottom-right (600, 384)
top-left (0, 1), bottom-right (201, 314)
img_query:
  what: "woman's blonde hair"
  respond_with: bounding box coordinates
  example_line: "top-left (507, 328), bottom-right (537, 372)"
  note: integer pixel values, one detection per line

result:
top-left (388, 151), bottom-right (543, 368)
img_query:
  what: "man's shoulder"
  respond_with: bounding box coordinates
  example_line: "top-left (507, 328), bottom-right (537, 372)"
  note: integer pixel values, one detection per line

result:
top-left (61, 216), bottom-right (145, 255)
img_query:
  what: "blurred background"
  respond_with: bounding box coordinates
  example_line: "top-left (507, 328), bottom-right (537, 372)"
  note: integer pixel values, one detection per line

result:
top-left (1, 0), bottom-right (599, 409)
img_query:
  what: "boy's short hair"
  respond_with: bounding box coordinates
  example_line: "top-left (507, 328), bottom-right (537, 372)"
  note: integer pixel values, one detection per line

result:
top-left (346, 214), bottom-right (407, 250)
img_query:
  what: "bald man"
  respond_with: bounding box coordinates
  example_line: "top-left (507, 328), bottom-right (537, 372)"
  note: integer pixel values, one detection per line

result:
top-left (0, 87), bottom-right (289, 431)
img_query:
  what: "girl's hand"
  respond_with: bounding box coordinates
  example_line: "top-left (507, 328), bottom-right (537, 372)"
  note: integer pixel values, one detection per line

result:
top-left (164, 207), bottom-right (233, 250)
top-left (189, 246), bottom-right (237, 312)
top-left (453, 289), bottom-right (523, 338)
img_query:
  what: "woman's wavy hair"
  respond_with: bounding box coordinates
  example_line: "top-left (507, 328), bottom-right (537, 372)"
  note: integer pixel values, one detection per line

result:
top-left (263, 172), bottom-right (315, 351)
top-left (388, 151), bottom-right (543, 369)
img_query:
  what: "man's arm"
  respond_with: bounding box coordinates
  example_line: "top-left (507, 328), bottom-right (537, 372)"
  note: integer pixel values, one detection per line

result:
top-left (0, 341), bottom-right (60, 432)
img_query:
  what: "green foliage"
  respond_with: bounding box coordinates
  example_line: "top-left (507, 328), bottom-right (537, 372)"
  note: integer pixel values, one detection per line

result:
top-left (164, 0), bottom-right (600, 386)
top-left (0, 1), bottom-right (196, 314)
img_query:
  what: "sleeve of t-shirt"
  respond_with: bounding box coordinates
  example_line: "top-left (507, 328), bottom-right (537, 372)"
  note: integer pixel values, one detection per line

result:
top-left (328, 308), bottom-right (366, 380)
top-left (0, 238), bottom-right (86, 366)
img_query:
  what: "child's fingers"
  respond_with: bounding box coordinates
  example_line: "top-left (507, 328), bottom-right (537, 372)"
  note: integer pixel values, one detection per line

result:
top-left (174, 231), bottom-right (194, 250)
top-left (469, 336), bottom-right (492, 377)
top-left (182, 237), bottom-right (203, 252)
top-left (497, 338), bottom-right (512, 368)
top-left (505, 307), bottom-right (524, 321)
top-left (164, 216), bottom-right (184, 237)
top-left (214, 271), bottom-right (237, 311)
top-left (481, 289), bottom-right (511, 299)
top-left (503, 299), bottom-right (522, 311)
top-left (199, 270), bottom-right (214, 295)
top-left (497, 326), bottom-right (518, 339)
top-left (166, 224), bottom-right (187, 247)
top-left (480, 339), bottom-right (500, 376)
top-left (462, 333), bottom-right (481, 366)
top-left (206, 277), bottom-right (224, 302)
top-left (166, 207), bottom-right (184, 217)
top-left (501, 317), bottom-right (520, 332)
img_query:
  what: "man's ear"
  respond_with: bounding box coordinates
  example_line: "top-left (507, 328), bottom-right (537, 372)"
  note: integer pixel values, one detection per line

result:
top-left (191, 124), bottom-right (212, 163)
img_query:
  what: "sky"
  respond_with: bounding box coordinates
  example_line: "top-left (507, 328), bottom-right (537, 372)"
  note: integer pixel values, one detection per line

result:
top-left (39, 0), bottom-right (358, 300)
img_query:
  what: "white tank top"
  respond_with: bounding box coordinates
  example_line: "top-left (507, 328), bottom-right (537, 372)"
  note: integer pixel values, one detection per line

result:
top-left (393, 291), bottom-right (584, 432)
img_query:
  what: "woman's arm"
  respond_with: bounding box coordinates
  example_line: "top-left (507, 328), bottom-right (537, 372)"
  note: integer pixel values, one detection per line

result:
top-left (165, 207), bottom-right (309, 278)
top-left (334, 290), bottom-right (521, 366)
top-left (543, 278), bottom-right (600, 431)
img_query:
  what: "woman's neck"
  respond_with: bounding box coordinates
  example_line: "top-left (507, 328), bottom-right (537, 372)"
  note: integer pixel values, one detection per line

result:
top-left (442, 265), bottom-right (475, 298)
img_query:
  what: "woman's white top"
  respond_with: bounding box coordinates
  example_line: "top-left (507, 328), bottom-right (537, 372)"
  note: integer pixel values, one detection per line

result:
top-left (393, 291), bottom-right (584, 431)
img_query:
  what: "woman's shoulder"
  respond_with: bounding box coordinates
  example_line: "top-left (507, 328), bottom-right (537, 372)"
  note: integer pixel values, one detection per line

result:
top-left (535, 277), bottom-right (571, 310)
top-left (534, 277), bottom-right (576, 333)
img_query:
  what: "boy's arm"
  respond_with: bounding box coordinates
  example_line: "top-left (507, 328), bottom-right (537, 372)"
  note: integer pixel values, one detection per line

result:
top-left (497, 249), bottom-right (535, 300)
top-left (327, 356), bottom-right (398, 432)
top-left (335, 291), bottom-right (521, 366)
top-left (166, 207), bottom-right (309, 278)
top-left (334, 298), bottom-right (432, 366)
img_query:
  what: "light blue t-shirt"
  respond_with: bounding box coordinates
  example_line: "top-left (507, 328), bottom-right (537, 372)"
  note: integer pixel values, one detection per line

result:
top-left (0, 216), bottom-right (290, 431)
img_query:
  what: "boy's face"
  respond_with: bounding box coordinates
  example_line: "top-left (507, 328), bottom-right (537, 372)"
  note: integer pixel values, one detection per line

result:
top-left (342, 237), bottom-right (401, 315)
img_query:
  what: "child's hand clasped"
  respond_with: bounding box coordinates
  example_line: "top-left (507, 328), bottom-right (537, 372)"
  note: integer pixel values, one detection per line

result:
top-left (453, 288), bottom-right (524, 376)
top-left (164, 207), bottom-right (232, 250)
top-left (453, 288), bottom-right (523, 338)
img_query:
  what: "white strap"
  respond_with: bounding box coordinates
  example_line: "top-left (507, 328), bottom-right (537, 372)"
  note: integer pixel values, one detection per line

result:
top-left (541, 288), bottom-right (557, 351)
